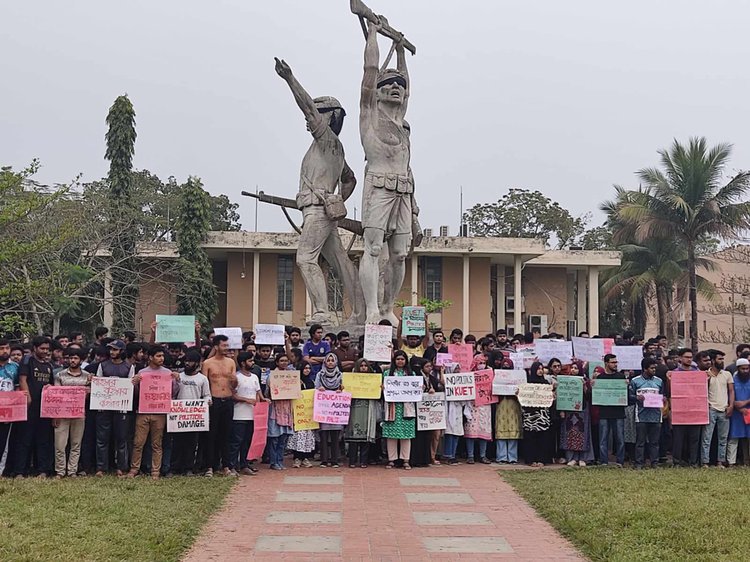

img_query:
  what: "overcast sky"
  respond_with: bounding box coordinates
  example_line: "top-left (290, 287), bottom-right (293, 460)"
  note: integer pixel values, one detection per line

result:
top-left (3, 1), bottom-right (749, 234)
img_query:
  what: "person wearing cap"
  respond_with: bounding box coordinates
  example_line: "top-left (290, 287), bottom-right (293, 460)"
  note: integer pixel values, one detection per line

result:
top-left (93, 339), bottom-right (135, 476)
top-left (727, 358), bottom-right (750, 466)
top-left (274, 56), bottom-right (364, 326)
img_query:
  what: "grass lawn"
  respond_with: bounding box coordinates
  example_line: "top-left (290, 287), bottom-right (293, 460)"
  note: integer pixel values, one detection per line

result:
top-left (503, 467), bottom-right (750, 562)
top-left (0, 476), bottom-right (235, 562)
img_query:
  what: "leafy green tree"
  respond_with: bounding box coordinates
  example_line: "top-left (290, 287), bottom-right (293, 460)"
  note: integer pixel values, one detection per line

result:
top-left (463, 188), bottom-right (586, 248)
top-left (174, 177), bottom-right (218, 326)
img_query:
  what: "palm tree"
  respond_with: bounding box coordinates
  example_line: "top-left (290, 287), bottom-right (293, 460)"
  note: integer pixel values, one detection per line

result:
top-left (617, 138), bottom-right (750, 350)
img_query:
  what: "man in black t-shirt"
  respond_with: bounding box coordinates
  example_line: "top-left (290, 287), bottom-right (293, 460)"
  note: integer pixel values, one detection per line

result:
top-left (594, 353), bottom-right (628, 467)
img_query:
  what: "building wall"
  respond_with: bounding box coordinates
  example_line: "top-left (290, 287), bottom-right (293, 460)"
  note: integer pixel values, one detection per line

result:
top-left (134, 266), bottom-right (177, 339)
top-left (441, 257), bottom-right (463, 331)
top-left (522, 267), bottom-right (569, 335)
top-left (226, 252), bottom-right (254, 329)
top-left (469, 257), bottom-right (492, 334)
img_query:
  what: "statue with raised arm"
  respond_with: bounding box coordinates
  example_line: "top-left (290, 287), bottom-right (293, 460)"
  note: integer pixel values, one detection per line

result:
top-left (274, 57), bottom-right (364, 326)
top-left (358, 16), bottom-right (417, 325)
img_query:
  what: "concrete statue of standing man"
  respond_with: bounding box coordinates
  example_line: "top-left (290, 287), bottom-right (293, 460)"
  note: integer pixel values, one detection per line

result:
top-left (274, 57), bottom-right (365, 326)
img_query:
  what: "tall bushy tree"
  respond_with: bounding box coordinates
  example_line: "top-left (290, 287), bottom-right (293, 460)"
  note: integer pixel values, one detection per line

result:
top-left (175, 176), bottom-right (218, 326)
top-left (105, 95), bottom-right (138, 333)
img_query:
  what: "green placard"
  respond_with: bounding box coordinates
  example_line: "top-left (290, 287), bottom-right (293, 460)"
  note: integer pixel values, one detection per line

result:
top-left (402, 306), bottom-right (426, 336)
top-left (588, 361), bottom-right (604, 377)
top-left (556, 375), bottom-right (583, 411)
top-left (155, 314), bottom-right (196, 343)
top-left (592, 378), bottom-right (628, 406)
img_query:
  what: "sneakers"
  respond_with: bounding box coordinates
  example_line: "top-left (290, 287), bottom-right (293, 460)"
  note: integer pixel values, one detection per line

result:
top-left (467, 458), bottom-right (475, 465)
top-left (239, 468), bottom-right (255, 476)
top-left (270, 464), bottom-right (284, 471)
top-left (480, 458), bottom-right (491, 465)
top-left (567, 460), bottom-right (577, 467)
top-left (204, 469), bottom-right (214, 478)
top-left (302, 458), bottom-right (313, 468)
top-left (293, 458), bottom-right (302, 468)
top-left (227, 469), bottom-right (239, 477)
top-left (579, 461), bottom-right (587, 467)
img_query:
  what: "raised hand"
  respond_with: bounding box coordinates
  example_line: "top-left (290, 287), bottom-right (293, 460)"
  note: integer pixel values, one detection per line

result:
top-left (274, 57), bottom-right (292, 80)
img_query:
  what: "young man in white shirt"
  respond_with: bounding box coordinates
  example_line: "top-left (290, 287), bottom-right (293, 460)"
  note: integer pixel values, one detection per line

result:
top-left (229, 352), bottom-right (263, 476)
top-left (701, 349), bottom-right (734, 467)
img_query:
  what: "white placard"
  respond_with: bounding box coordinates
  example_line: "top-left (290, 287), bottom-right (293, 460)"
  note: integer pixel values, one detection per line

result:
top-left (254, 324), bottom-right (285, 346)
top-left (417, 392), bottom-right (446, 430)
top-left (167, 400), bottom-right (210, 433)
top-left (214, 327), bottom-right (243, 349)
top-left (534, 340), bottom-right (574, 364)
top-left (444, 372), bottom-right (476, 402)
top-left (572, 337), bottom-right (604, 362)
top-left (363, 324), bottom-right (393, 363)
top-left (383, 376), bottom-right (423, 403)
top-left (492, 369), bottom-right (527, 396)
top-left (516, 383), bottom-right (555, 408)
top-left (90, 377), bottom-right (134, 411)
top-left (612, 345), bottom-right (643, 371)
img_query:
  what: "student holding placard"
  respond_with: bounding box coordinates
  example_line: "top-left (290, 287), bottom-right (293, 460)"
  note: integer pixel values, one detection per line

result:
top-left (629, 357), bottom-right (664, 469)
top-left (52, 349), bottom-right (91, 478)
top-left (382, 351), bottom-right (416, 469)
top-left (264, 354), bottom-right (296, 471)
top-left (409, 358), bottom-right (444, 467)
top-left (522, 362), bottom-right (555, 467)
top-left (594, 354), bottom-right (628, 467)
top-left (490, 351), bottom-right (522, 464)
top-left (289, 361), bottom-right (318, 468)
top-left (0, 338), bottom-right (21, 471)
top-left (559, 362), bottom-right (594, 467)
top-left (345, 359), bottom-right (382, 468)
top-left (315, 353), bottom-right (345, 468)
top-left (422, 330), bottom-right (448, 364)
top-left (172, 350), bottom-right (212, 476)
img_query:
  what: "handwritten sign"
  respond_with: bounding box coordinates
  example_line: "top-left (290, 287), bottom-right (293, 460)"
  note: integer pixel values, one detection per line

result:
top-left (155, 314), bottom-right (195, 343)
top-left (90, 377), bottom-right (134, 411)
top-left (167, 400), bottom-right (209, 433)
top-left (492, 370), bottom-right (527, 396)
top-left (138, 373), bottom-right (173, 414)
top-left (292, 389), bottom-right (319, 431)
top-left (0, 391), bottom-right (28, 422)
top-left (342, 373), bottom-right (382, 399)
top-left (592, 378), bottom-right (628, 407)
top-left (40, 386), bottom-right (86, 419)
top-left (214, 327), bottom-right (243, 349)
top-left (247, 401), bottom-right (269, 460)
top-left (517, 383), bottom-right (554, 408)
top-left (383, 376), bottom-right (423, 403)
top-left (556, 375), bottom-right (583, 411)
top-left (513, 344), bottom-right (539, 369)
top-left (417, 392), bottom-right (446, 431)
top-left (313, 390), bottom-right (352, 424)
top-left (611, 345), bottom-right (643, 371)
top-left (572, 337), bottom-right (604, 362)
top-left (444, 372), bottom-right (476, 402)
top-left (535, 340), bottom-right (574, 364)
top-left (670, 371), bottom-right (709, 425)
top-left (402, 306), bottom-right (426, 336)
top-left (643, 393), bottom-right (663, 409)
top-left (269, 370), bottom-right (302, 400)
top-left (435, 353), bottom-right (453, 367)
top-left (473, 369), bottom-right (499, 406)
top-left (448, 344), bottom-right (474, 372)
top-left (364, 324), bottom-right (393, 363)
top-left (254, 324), bottom-right (285, 346)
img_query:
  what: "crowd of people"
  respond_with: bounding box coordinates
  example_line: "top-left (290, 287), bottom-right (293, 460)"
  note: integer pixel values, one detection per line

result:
top-left (1, 322), bottom-right (749, 480)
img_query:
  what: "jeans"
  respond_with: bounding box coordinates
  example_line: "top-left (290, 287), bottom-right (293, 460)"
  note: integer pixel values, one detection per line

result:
top-left (54, 418), bottom-right (85, 476)
top-left (701, 409), bottom-right (730, 464)
top-left (268, 434), bottom-right (289, 467)
top-left (443, 434), bottom-right (460, 460)
top-left (0, 423), bottom-right (11, 475)
top-left (229, 420), bottom-right (254, 470)
top-left (495, 439), bottom-right (518, 462)
top-left (672, 425), bottom-right (701, 466)
top-left (95, 411), bottom-right (130, 472)
top-left (208, 398), bottom-right (234, 471)
top-left (160, 433), bottom-right (173, 475)
top-left (465, 438), bottom-right (488, 460)
top-left (598, 418), bottom-right (625, 465)
top-left (79, 408), bottom-right (97, 473)
top-left (635, 422), bottom-right (661, 467)
top-left (659, 418), bottom-right (671, 461)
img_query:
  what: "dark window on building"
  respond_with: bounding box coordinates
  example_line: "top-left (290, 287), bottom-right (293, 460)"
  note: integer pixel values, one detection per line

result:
top-left (277, 255), bottom-right (294, 311)
top-left (424, 257), bottom-right (442, 301)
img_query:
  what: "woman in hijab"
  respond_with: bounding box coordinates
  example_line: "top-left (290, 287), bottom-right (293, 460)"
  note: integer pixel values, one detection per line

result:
top-left (382, 350), bottom-right (416, 469)
top-left (344, 358), bottom-right (382, 468)
top-left (314, 353), bottom-right (345, 468)
top-left (559, 361), bottom-right (594, 467)
top-left (522, 361), bottom-right (555, 467)
top-left (409, 357), bottom-right (444, 467)
top-left (491, 350), bottom-right (523, 464)
top-left (288, 361), bottom-right (317, 468)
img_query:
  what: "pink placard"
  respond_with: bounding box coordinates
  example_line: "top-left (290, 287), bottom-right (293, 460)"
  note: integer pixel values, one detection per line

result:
top-left (602, 338), bottom-right (615, 355)
top-left (643, 393), bottom-right (663, 408)
top-left (247, 401), bottom-right (269, 461)
top-left (670, 371), bottom-right (709, 425)
top-left (40, 386), bottom-right (86, 419)
top-left (473, 369), bottom-right (499, 406)
top-left (448, 344), bottom-right (474, 372)
top-left (435, 353), bottom-right (454, 367)
top-left (138, 373), bottom-right (172, 414)
top-left (313, 390), bottom-right (352, 425)
top-left (0, 391), bottom-right (28, 422)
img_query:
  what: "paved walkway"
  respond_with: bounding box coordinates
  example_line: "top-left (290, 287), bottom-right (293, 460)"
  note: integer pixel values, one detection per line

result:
top-left (183, 464), bottom-right (584, 561)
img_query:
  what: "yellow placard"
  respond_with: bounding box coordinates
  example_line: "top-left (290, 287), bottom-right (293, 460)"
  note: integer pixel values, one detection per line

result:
top-left (342, 372), bottom-right (382, 400)
top-left (292, 389), bottom-right (319, 431)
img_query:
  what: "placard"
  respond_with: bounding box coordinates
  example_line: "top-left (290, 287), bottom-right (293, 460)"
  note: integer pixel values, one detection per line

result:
top-left (254, 324), bottom-right (285, 346)
top-left (588, 361), bottom-right (605, 377)
top-left (402, 306), bottom-right (426, 336)
top-left (269, 370), bottom-right (302, 400)
top-left (448, 344), bottom-right (474, 372)
top-left (513, 344), bottom-right (539, 369)
top-left (292, 389), bottom-right (319, 431)
top-left (571, 337), bottom-right (604, 362)
top-left (535, 340), bottom-right (574, 364)
top-left (313, 390), bottom-right (352, 424)
top-left (155, 314), bottom-right (195, 343)
top-left (214, 327), bottom-right (243, 349)
top-left (247, 401), bottom-right (269, 460)
top-left (342, 372), bottom-right (382, 399)
top-left (417, 392), bottom-right (446, 431)
top-left (0, 391), bottom-right (28, 422)
top-left (138, 373), bottom-right (173, 414)
top-left (516, 383), bottom-right (554, 408)
top-left (492, 370), bottom-right (527, 395)
top-left (611, 345), bottom-right (643, 371)
top-left (435, 353), bottom-right (453, 367)
top-left (556, 375), bottom-right (583, 412)
top-left (473, 369), bottom-right (499, 406)
top-left (40, 386), bottom-right (86, 419)
top-left (591, 378), bottom-right (628, 407)
top-left (383, 375), bottom-right (423, 403)
top-left (643, 392), bottom-right (663, 409)
top-left (364, 324), bottom-right (393, 363)
top-left (90, 377), bottom-right (134, 411)
top-left (602, 338), bottom-right (615, 355)
top-left (444, 372), bottom-right (476, 402)
top-left (167, 400), bottom-right (209, 433)
top-left (670, 371), bottom-right (709, 425)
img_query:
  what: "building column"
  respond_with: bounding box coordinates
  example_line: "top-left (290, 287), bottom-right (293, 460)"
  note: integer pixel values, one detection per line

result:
top-left (411, 254), bottom-right (419, 306)
top-left (462, 255), bottom-right (470, 334)
top-left (496, 265), bottom-right (505, 332)
top-left (513, 255), bottom-right (523, 334)
top-left (587, 266), bottom-right (600, 336)
top-left (103, 268), bottom-right (113, 329)
top-left (252, 252), bottom-right (260, 327)
top-left (576, 269), bottom-right (587, 334)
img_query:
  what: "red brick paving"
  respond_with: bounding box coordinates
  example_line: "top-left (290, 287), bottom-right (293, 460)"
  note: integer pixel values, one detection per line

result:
top-left (183, 464), bottom-right (585, 561)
